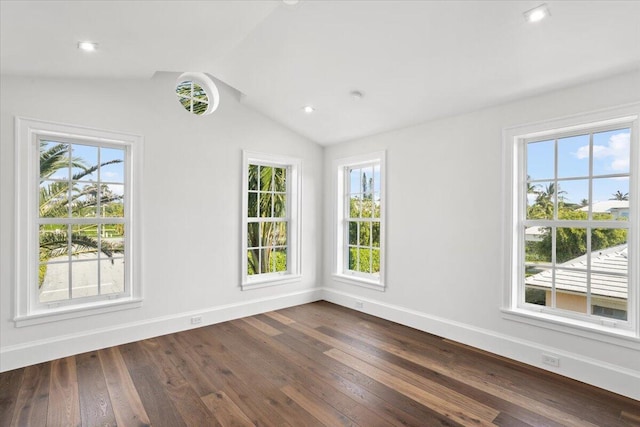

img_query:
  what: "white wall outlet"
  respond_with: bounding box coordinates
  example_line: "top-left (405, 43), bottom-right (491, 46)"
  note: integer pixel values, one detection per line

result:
top-left (190, 315), bottom-right (203, 325)
top-left (355, 301), bottom-right (364, 309)
top-left (542, 353), bottom-right (560, 367)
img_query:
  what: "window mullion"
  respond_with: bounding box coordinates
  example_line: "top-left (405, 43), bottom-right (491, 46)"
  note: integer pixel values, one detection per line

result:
top-left (551, 138), bottom-right (558, 310)
top-left (553, 138), bottom-right (558, 221)
top-left (189, 81), bottom-right (195, 113)
top-left (344, 168), bottom-right (350, 273)
top-left (586, 132), bottom-right (594, 314)
top-left (67, 223), bottom-right (72, 301)
top-left (66, 147), bottom-right (72, 218)
top-left (369, 222), bottom-right (373, 273)
top-left (551, 226), bottom-right (556, 309)
top-left (96, 148), bottom-right (102, 296)
top-left (586, 226), bottom-right (592, 315)
top-left (589, 132), bottom-right (594, 221)
top-left (97, 224), bottom-right (102, 296)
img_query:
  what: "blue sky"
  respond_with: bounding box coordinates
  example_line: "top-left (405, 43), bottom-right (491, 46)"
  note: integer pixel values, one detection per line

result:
top-left (527, 128), bottom-right (630, 204)
top-left (349, 165), bottom-right (381, 196)
top-left (42, 141), bottom-right (125, 195)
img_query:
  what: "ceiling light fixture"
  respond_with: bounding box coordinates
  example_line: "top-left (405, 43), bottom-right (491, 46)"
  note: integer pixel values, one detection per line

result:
top-left (350, 90), bottom-right (364, 100)
top-left (524, 4), bottom-right (550, 23)
top-left (282, 0), bottom-right (299, 5)
top-left (78, 41), bottom-right (98, 52)
top-left (302, 105), bottom-right (315, 114)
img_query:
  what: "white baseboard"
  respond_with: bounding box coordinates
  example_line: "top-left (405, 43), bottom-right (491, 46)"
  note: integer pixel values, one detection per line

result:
top-left (322, 287), bottom-right (640, 401)
top-left (0, 287), bottom-right (323, 372)
top-left (3, 285), bottom-right (638, 401)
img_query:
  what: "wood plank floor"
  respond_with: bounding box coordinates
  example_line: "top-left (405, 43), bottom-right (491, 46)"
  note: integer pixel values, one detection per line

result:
top-left (1, 301), bottom-right (639, 426)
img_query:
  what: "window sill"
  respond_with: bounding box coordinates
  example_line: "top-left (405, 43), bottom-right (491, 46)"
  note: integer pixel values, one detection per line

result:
top-left (501, 307), bottom-right (640, 350)
top-left (332, 274), bottom-right (385, 291)
top-left (14, 298), bottom-right (143, 328)
top-left (241, 275), bottom-right (302, 291)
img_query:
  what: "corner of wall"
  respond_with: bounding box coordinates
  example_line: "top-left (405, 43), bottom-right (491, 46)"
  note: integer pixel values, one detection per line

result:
top-left (0, 287), bottom-right (324, 372)
top-left (320, 287), bottom-right (640, 400)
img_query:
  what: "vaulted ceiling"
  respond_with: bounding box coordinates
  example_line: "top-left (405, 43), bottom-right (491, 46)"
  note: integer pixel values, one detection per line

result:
top-left (2, 1), bottom-right (639, 144)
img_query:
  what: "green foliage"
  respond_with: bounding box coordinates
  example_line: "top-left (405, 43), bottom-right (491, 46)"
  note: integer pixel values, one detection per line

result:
top-left (38, 143), bottom-right (124, 287)
top-left (247, 164), bottom-right (288, 275)
top-left (39, 228), bottom-right (121, 259)
top-left (525, 287), bottom-right (546, 306)
top-left (610, 190), bottom-right (629, 201)
top-left (39, 141), bottom-right (86, 182)
top-left (527, 203), bottom-right (627, 264)
top-left (38, 264), bottom-right (47, 287)
top-left (525, 240), bottom-right (550, 263)
top-left (348, 247), bottom-right (381, 274)
top-left (527, 182), bottom-right (567, 219)
top-left (345, 169), bottom-right (382, 274)
top-left (247, 250), bottom-right (287, 276)
top-left (175, 81), bottom-right (208, 115)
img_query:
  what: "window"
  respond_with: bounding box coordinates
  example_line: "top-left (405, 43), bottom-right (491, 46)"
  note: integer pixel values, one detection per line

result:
top-left (15, 118), bottom-right (143, 326)
top-left (241, 151), bottom-right (301, 289)
top-left (334, 151), bottom-right (386, 289)
top-left (503, 105), bottom-right (639, 338)
top-left (175, 72), bottom-right (220, 116)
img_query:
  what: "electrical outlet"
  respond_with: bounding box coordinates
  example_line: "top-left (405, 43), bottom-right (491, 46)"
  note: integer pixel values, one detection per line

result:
top-left (542, 353), bottom-right (560, 367)
top-left (355, 301), bottom-right (364, 309)
top-left (191, 316), bottom-right (203, 325)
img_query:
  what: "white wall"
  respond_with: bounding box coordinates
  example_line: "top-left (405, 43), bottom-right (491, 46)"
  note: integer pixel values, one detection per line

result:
top-left (0, 73), bottom-right (324, 369)
top-left (2, 69), bottom-right (639, 399)
top-left (323, 70), bottom-right (640, 399)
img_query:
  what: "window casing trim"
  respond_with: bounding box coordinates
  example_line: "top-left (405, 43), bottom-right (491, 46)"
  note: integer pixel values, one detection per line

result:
top-left (14, 117), bottom-right (143, 326)
top-left (241, 150), bottom-right (302, 290)
top-left (334, 151), bottom-right (386, 289)
top-left (502, 103), bottom-right (640, 340)
top-left (500, 307), bottom-right (639, 349)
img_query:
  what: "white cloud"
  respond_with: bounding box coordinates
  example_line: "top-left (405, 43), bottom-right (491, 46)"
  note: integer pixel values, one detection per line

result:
top-left (575, 145), bottom-right (589, 159)
top-left (574, 132), bottom-right (629, 171)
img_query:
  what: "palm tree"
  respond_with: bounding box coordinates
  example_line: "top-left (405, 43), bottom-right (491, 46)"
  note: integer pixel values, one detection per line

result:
top-left (532, 183), bottom-right (557, 214)
top-left (610, 190), bottom-right (629, 201)
top-left (39, 142), bottom-right (124, 286)
top-left (40, 142), bottom-right (84, 180)
top-left (526, 175), bottom-right (538, 195)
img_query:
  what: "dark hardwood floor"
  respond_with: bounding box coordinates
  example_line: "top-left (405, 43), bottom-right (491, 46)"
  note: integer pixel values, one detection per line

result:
top-left (1, 301), bottom-right (639, 426)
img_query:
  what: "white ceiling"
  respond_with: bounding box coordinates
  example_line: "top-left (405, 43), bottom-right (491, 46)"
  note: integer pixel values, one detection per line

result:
top-left (2, 1), bottom-right (639, 145)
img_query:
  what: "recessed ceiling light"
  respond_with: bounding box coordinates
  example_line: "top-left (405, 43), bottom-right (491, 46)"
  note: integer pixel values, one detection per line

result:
top-left (524, 4), bottom-right (550, 23)
top-left (350, 90), bottom-right (364, 100)
top-left (78, 41), bottom-right (98, 52)
top-left (302, 105), bottom-right (315, 114)
top-left (282, 0), bottom-right (299, 5)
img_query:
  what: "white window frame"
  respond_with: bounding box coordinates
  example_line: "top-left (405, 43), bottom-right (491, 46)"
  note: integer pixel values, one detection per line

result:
top-left (14, 117), bottom-right (143, 327)
top-left (175, 72), bottom-right (220, 116)
top-left (502, 104), bottom-right (640, 345)
top-left (333, 151), bottom-right (386, 290)
top-left (241, 151), bottom-right (301, 290)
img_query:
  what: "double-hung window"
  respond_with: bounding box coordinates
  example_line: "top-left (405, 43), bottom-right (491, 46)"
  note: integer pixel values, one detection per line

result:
top-left (15, 118), bottom-right (143, 326)
top-left (503, 105), bottom-right (639, 338)
top-left (241, 151), bottom-right (301, 289)
top-left (334, 151), bottom-right (386, 289)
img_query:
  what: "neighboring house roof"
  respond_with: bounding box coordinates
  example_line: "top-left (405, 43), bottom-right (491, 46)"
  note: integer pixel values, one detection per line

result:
top-left (525, 245), bottom-right (628, 299)
top-left (578, 200), bottom-right (629, 213)
top-left (525, 226), bottom-right (546, 236)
